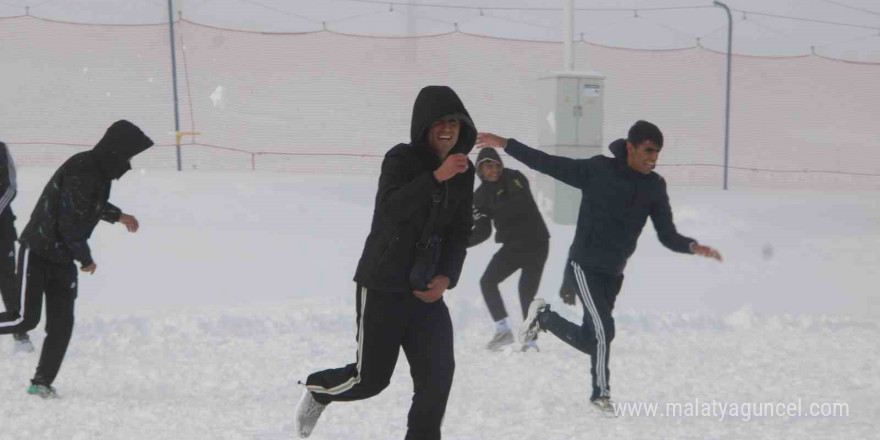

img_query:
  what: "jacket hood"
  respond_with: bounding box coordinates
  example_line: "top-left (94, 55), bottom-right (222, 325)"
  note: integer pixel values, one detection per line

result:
top-left (92, 120), bottom-right (154, 180)
top-left (609, 138), bottom-right (627, 161)
top-left (475, 147), bottom-right (503, 181)
top-left (410, 86), bottom-right (476, 156)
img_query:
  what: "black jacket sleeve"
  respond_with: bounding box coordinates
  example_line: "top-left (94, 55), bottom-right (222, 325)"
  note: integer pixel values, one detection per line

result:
top-left (468, 189), bottom-right (491, 247)
top-left (376, 152), bottom-right (438, 223)
top-left (101, 202), bottom-right (122, 223)
top-left (58, 171), bottom-right (97, 267)
top-left (504, 139), bottom-right (592, 189)
top-left (0, 144), bottom-right (15, 214)
top-left (650, 178), bottom-right (696, 254)
top-left (438, 167), bottom-right (475, 289)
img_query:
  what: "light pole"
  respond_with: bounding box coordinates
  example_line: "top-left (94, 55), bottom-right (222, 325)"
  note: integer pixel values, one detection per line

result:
top-left (714, 1), bottom-right (732, 190)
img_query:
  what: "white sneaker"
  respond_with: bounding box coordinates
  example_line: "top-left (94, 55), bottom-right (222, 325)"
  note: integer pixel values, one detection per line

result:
top-left (13, 333), bottom-right (35, 354)
top-left (485, 330), bottom-right (514, 352)
top-left (295, 387), bottom-right (327, 438)
top-left (518, 298), bottom-right (547, 345)
top-left (592, 397), bottom-right (617, 418)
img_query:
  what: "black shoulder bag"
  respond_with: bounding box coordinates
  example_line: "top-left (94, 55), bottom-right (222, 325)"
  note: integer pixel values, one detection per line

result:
top-left (409, 190), bottom-right (443, 291)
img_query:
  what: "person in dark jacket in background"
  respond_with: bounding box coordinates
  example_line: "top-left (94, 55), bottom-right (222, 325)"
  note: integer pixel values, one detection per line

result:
top-left (0, 120), bottom-right (152, 399)
top-left (296, 86), bottom-right (475, 440)
top-left (469, 147), bottom-right (549, 352)
top-left (0, 142), bottom-right (27, 352)
top-left (476, 120), bottom-right (722, 414)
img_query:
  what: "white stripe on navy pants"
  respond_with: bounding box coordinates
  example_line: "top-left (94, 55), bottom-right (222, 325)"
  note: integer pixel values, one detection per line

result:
top-left (539, 260), bottom-right (622, 401)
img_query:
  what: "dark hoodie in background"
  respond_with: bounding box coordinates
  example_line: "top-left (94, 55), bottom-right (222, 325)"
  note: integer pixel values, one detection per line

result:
top-left (20, 120), bottom-right (153, 267)
top-left (469, 147), bottom-right (550, 324)
top-left (470, 147), bottom-right (549, 247)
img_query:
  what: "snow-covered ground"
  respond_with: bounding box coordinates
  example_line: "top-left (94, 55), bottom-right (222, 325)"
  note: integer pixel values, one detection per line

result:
top-left (1, 169), bottom-right (877, 439)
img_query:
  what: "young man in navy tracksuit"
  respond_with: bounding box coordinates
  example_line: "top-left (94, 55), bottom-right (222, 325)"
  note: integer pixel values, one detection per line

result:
top-left (469, 147), bottom-right (549, 351)
top-left (476, 121), bottom-right (722, 413)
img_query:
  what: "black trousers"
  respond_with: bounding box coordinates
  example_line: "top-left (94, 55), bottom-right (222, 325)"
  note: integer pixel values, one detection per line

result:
top-left (479, 240), bottom-right (549, 322)
top-left (0, 209), bottom-right (17, 320)
top-left (306, 285), bottom-right (455, 440)
top-left (539, 260), bottom-right (622, 401)
top-left (0, 246), bottom-right (78, 386)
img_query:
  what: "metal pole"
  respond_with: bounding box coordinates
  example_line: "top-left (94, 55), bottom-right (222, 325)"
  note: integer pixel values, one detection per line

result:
top-left (167, 0), bottom-right (182, 171)
top-left (714, 1), bottom-right (732, 190)
top-left (564, 0), bottom-right (574, 71)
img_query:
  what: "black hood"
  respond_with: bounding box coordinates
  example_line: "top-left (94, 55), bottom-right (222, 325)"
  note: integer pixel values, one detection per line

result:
top-left (92, 120), bottom-right (154, 180)
top-left (410, 86), bottom-right (476, 156)
top-left (475, 147), bottom-right (503, 181)
top-left (609, 138), bottom-right (627, 162)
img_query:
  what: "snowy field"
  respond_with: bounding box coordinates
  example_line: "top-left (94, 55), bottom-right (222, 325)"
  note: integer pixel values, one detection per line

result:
top-left (1, 168), bottom-right (878, 440)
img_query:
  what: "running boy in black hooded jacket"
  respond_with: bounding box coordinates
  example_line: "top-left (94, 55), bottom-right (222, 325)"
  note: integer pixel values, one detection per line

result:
top-left (0, 120), bottom-right (153, 398)
top-left (469, 147), bottom-right (549, 352)
top-left (296, 86), bottom-right (475, 440)
top-left (476, 121), bottom-right (722, 414)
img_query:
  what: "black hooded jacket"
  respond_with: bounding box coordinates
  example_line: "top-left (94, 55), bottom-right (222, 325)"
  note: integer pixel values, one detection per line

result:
top-left (354, 86), bottom-right (476, 292)
top-left (504, 138), bottom-right (695, 276)
top-left (469, 148), bottom-right (549, 248)
top-left (20, 120), bottom-right (153, 266)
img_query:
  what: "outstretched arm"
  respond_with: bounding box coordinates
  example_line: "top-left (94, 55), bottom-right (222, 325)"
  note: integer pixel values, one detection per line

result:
top-left (651, 179), bottom-right (722, 261)
top-left (476, 133), bottom-right (591, 189)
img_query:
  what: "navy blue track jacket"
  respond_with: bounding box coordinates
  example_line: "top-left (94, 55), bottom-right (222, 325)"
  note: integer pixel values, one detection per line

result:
top-left (504, 138), bottom-right (696, 276)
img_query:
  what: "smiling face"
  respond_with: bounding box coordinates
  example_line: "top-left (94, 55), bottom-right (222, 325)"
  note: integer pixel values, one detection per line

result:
top-left (479, 160), bottom-right (501, 182)
top-left (427, 118), bottom-right (460, 159)
top-left (626, 140), bottom-right (661, 175)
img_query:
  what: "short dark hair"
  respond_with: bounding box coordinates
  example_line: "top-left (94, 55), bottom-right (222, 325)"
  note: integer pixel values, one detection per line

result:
top-left (628, 120), bottom-right (663, 148)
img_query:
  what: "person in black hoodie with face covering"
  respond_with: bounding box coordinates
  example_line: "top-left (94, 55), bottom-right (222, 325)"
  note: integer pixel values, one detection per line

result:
top-left (0, 120), bottom-right (153, 399)
top-left (469, 147), bottom-right (549, 352)
top-left (295, 86), bottom-right (475, 440)
top-left (476, 121), bottom-right (722, 414)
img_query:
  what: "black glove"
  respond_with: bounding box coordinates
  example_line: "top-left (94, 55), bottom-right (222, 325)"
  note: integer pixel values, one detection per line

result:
top-left (559, 286), bottom-right (576, 306)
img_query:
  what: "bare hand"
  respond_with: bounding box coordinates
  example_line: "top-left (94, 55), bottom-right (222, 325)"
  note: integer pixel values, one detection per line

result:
top-left (433, 154), bottom-right (469, 182)
top-left (81, 263), bottom-right (97, 274)
top-left (119, 214), bottom-right (139, 233)
top-left (691, 243), bottom-right (722, 262)
top-left (413, 275), bottom-right (450, 303)
top-left (475, 133), bottom-right (508, 149)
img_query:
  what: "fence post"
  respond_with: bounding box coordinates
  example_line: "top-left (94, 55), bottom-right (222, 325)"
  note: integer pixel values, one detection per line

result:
top-left (167, 0), bottom-right (182, 171)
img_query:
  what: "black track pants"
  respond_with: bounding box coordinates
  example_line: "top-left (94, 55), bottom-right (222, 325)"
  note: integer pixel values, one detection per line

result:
top-left (306, 285), bottom-right (455, 440)
top-left (0, 246), bottom-right (78, 386)
top-left (539, 260), bottom-right (622, 401)
top-left (479, 240), bottom-right (548, 322)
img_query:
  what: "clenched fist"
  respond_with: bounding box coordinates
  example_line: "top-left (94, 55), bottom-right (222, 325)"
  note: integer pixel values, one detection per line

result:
top-left (433, 153), bottom-right (469, 182)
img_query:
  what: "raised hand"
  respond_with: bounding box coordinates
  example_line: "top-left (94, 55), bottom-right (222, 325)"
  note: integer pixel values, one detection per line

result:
top-left (433, 153), bottom-right (469, 182)
top-left (476, 132), bottom-right (508, 149)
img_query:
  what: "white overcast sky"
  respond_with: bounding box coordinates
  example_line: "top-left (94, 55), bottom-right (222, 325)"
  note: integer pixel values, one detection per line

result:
top-left (1, 0), bottom-right (878, 60)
